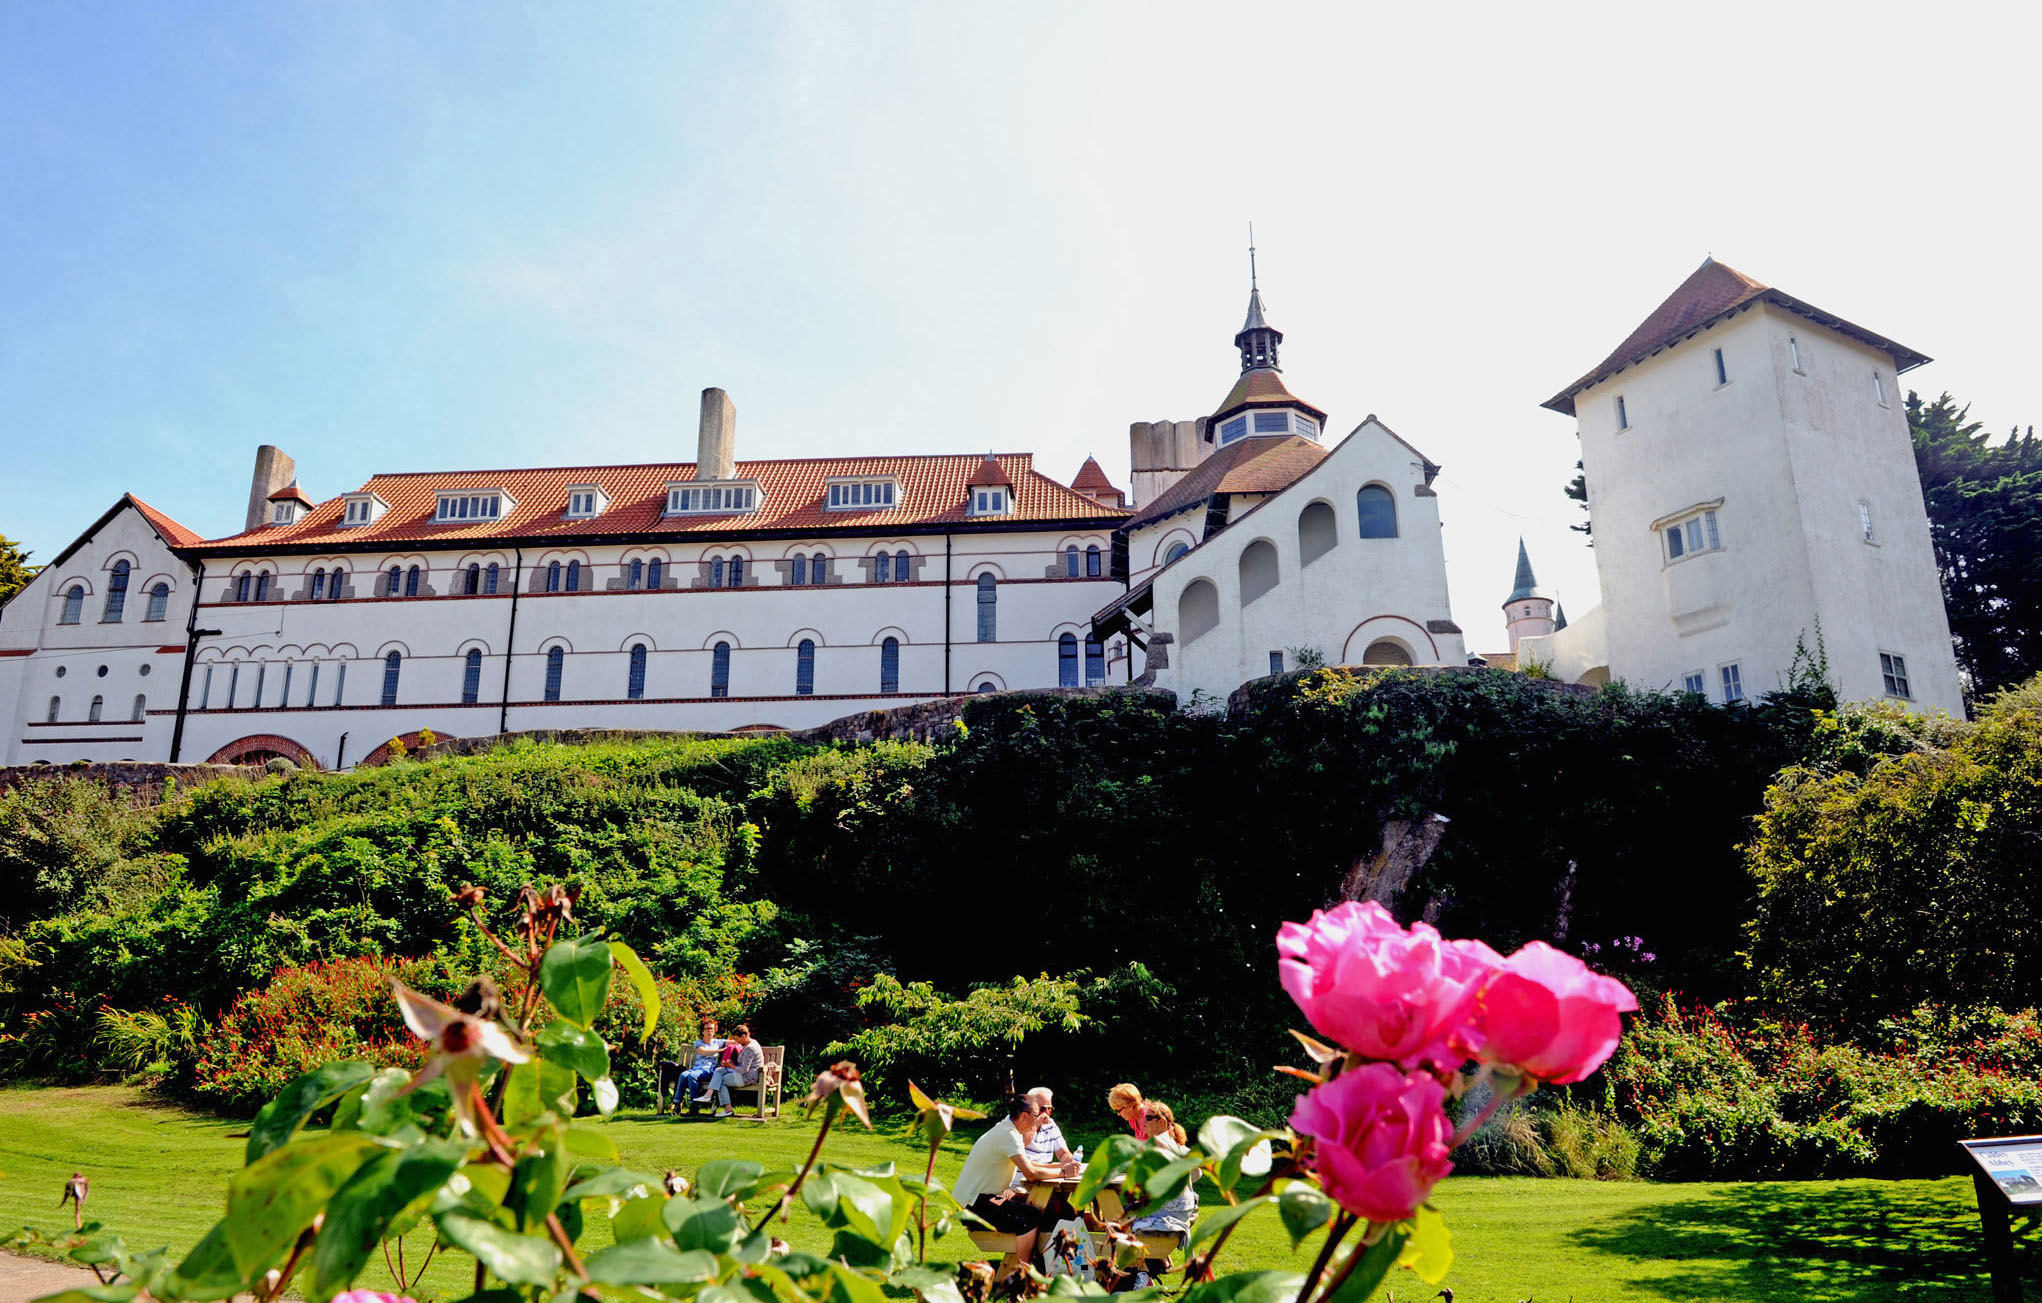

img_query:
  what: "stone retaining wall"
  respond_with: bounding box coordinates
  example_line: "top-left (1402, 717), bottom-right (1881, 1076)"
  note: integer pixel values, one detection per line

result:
top-left (0, 760), bottom-right (258, 801)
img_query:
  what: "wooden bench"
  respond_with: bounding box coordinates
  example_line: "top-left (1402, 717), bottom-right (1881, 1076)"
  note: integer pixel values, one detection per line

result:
top-left (735, 1045), bottom-right (784, 1120)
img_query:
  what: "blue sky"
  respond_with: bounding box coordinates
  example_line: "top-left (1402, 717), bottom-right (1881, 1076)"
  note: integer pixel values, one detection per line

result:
top-left (5, 2), bottom-right (2037, 653)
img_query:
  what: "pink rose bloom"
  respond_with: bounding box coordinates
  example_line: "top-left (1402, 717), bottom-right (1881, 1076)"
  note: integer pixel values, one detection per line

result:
top-left (333, 1293), bottom-right (416, 1303)
top-left (1467, 941), bottom-right (1639, 1084)
top-left (1278, 901), bottom-right (1501, 1068)
top-left (1289, 1062), bottom-right (1453, 1223)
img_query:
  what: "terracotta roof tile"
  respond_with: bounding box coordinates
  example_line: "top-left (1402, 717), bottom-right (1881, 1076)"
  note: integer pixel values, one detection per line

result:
top-left (188, 452), bottom-right (1123, 552)
top-left (127, 495), bottom-right (203, 548)
top-left (967, 453), bottom-right (1014, 489)
top-left (1070, 456), bottom-right (1120, 497)
top-left (1128, 435), bottom-right (1328, 528)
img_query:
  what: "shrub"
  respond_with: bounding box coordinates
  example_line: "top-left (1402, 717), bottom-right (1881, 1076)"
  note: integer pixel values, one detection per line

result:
top-left (0, 774), bottom-right (155, 929)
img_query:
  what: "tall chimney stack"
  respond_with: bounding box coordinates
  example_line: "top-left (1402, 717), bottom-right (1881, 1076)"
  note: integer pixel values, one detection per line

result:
top-left (696, 388), bottom-right (736, 481)
top-left (244, 445), bottom-right (297, 532)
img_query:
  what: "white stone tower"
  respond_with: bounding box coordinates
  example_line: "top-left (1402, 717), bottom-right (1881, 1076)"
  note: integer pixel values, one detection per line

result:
top-left (1503, 539), bottom-right (1556, 653)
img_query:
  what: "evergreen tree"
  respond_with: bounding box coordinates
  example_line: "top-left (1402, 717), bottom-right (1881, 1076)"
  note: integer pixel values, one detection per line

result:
top-left (1908, 391), bottom-right (2042, 701)
top-left (0, 535), bottom-right (38, 608)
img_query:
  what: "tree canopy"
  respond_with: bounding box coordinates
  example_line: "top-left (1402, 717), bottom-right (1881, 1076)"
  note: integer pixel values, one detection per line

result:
top-left (0, 534), bottom-right (37, 607)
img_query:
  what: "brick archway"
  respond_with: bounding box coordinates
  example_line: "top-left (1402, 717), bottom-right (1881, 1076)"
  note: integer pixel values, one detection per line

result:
top-left (206, 733), bottom-right (319, 769)
top-left (360, 729), bottom-right (454, 767)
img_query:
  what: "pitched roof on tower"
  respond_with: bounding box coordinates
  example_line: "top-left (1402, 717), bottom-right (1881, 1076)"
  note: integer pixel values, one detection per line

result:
top-left (967, 453), bottom-right (1014, 489)
top-left (1213, 367), bottom-right (1327, 423)
top-left (1127, 434), bottom-right (1329, 528)
top-left (1542, 258), bottom-right (1930, 415)
top-left (1071, 456), bottom-right (1120, 496)
top-left (1507, 538), bottom-right (1545, 603)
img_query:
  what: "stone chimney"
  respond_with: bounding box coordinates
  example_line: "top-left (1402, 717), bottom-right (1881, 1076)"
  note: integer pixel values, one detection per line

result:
top-left (244, 445), bottom-right (297, 532)
top-left (1128, 418), bottom-right (1207, 509)
top-left (696, 388), bottom-right (736, 481)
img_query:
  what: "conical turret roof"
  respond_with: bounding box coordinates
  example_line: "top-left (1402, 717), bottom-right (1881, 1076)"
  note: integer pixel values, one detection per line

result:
top-left (1506, 538), bottom-right (1548, 604)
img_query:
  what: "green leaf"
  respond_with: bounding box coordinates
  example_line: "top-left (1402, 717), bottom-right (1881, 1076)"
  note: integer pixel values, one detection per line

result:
top-left (1394, 1205), bottom-right (1452, 1284)
top-left (891, 1266), bottom-right (967, 1303)
top-left (823, 1262), bottom-right (890, 1303)
top-left (26, 1288), bottom-right (139, 1303)
top-left (309, 1140), bottom-right (467, 1301)
top-left (607, 941), bottom-right (661, 1042)
top-left (537, 1020), bottom-right (610, 1081)
top-left (696, 1159), bottom-right (768, 1201)
top-left (507, 1128), bottom-right (573, 1232)
top-left (609, 1190), bottom-right (669, 1243)
top-left (563, 1167), bottom-right (663, 1201)
top-left (223, 1131), bottom-right (386, 1278)
top-left (1179, 1270), bottom-right (1306, 1303)
top-left (801, 1169), bottom-right (842, 1222)
top-left (562, 1126), bottom-right (619, 1163)
top-left (1195, 1115), bottom-right (1259, 1163)
top-left (501, 1058), bottom-right (578, 1126)
top-left (1216, 1133), bottom-right (1279, 1195)
top-left (434, 1211), bottom-right (562, 1286)
top-left (538, 937), bottom-right (613, 1028)
top-left (827, 1172), bottom-right (896, 1246)
top-left (165, 1222), bottom-right (247, 1302)
top-left (1185, 1195), bottom-right (1272, 1251)
top-left (1072, 1133), bottom-right (1142, 1207)
top-left (1128, 1155), bottom-right (1201, 1216)
top-left (244, 1062), bottom-right (380, 1164)
top-left (582, 1240), bottom-right (718, 1285)
top-left (662, 1194), bottom-right (746, 1254)
top-left (1276, 1184), bottom-right (1332, 1247)
top-left (590, 1076), bottom-right (619, 1117)
top-left (1321, 1228), bottom-right (1408, 1303)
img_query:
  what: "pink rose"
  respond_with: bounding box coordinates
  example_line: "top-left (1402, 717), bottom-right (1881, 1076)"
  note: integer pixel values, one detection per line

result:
top-left (1278, 901), bottom-right (1501, 1068)
top-left (1466, 941), bottom-right (1639, 1084)
top-left (1289, 1062), bottom-right (1453, 1223)
top-left (333, 1293), bottom-right (416, 1303)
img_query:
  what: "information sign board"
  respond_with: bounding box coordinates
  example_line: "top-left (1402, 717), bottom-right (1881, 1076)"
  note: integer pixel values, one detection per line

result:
top-left (1964, 1135), bottom-right (2042, 1205)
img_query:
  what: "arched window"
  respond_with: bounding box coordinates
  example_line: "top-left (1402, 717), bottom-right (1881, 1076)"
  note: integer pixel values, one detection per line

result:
top-left (874, 552), bottom-right (891, 583)
top-left (60, 584), bottom-right (85, 624)
top-left (485, 563), bottom-right (500, 595)
top-left (710, 557), bottom-right (726, 588)
top-left (227, 666), bottom-right (240, 709)
top-left (462, 649), bottom-right (483, 704)
top-left (1299, 501), bottom-right (1337, 565)
top-left (380, 652), bottom-right (402, 706)
top-left (1357, 485), bottom-right (1398, 539)
top-left (132, 694), bottom-right (147, 722)
top-left (629, 559), bottom-right (644, 590)
top-left (466, 563), bottom-right (481, 595)
top-left (1164, 541), bottom-right (1191, 565)
top-left (792, 555), bottom-right (808, 586)
top-left (1085, 635), bottom-right (1105, 684)
top-left (1058, 632), bottom-right (1079, 687)
top-left (236, 572), bottom-right (253, 603)
top-left (1363, 639), bottom-right (1413, 667)
top-left (711, 642), bottom-right (731, 698)
top-left (404, 565), bottom-right (420, 597)
top-left (647, 559), bottom-right (663, 589)
top-left (327, 569), bottom-right (345, 600)
top-left (728, 557), bottom-right (745, 586)
top-left (547, 561), bottom-right (562, 592)
top-left (145, 582), bottom-right (170, 621)
top-left (976, 573), bottom-right (997, 642)
top-left (254, 572), bottom-right (272, 602)
top-left (627, 644), bottom-right (647, 700)
top-left (544, 647), bottom-right (564, 702)
top-left (895, 549), bottom-right (910, 579)
top-left (1065, 545), bottom-right (1080, 578)
top-left (46, 696), bottom-right (60, 723)
top-left (1239, 539), bottom-right (1279, 606)
top-left (796, 639), bottom-right (815, 696)
top-left (565, 560), bottom-right (580, 592)
top-left (880, 637), bottom-right (899, 693)
top-left (89, 695), bottom-right (103, 722)
top-left (311, 569), bottom-right (327, 601)
top-left (103, 561), bottom-right (130, 622)
top-left (1180, 579), bottom-right (1220, 644)
top-left (975, 681), bottom-right (996, 694)
top-left (1086, 545), bottom-right (1101, 578)
top-left (812, 553), bottom-right (827, 583)
top-left (387, 565), bottom-right (402, 596)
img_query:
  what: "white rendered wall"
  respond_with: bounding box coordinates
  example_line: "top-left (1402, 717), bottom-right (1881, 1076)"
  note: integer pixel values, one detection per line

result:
top-left (1146, 419), bottom-right (1466, 702)
top-left (1571, 304), bottom-right (1959, 712)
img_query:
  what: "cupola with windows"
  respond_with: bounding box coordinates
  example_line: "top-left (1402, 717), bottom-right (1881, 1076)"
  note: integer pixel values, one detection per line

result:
top-left (1208, 249), bottom-right (1327, 447)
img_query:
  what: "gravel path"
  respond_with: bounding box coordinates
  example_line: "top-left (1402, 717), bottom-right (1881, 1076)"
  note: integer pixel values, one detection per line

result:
top-left (0, 1252), bottom-right (103, 1303)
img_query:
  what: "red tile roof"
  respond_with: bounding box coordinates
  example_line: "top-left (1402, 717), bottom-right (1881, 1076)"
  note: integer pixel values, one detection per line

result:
top-left (1213, 367), bottom-right (1326, 422)
top-left (1544, 258), bottom-right (1931, 414)
top-left (967, 453), bottom-right (1014, 489)
top-left (187, 452), bottom-right (1123, 552)
top-left (268, 483), bottom-right (316, 507)
top-left (1070, 455), bottom-right (1121, 497)
top-left (128, 495), bottom-right (204, 548)
top-left (1128, 435), bottom-right (1329, 527)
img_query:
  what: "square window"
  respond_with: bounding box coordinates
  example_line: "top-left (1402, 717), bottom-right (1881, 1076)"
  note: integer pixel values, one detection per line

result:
top-left (1880, 652), bottom-right (1911, 698)
top-left (1683, 671), bottom-right (1706, 695)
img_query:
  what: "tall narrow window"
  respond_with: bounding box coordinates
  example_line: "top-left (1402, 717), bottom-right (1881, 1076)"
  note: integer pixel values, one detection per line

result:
top-left (895, 550), bottom-right (910, 579)
top-left (1880, 652), bottom-right (1912, 699)
top-left (103, 561), bottom-right (130, 622)
top-left (1086, 636), bottom-right (1105, 684)
top-left (387, 566), bottom-right (402, 596)
top-left (1859, 502), bottom-right (1875, 542)
top-left (565, 560), bottom-right (580, 592)
top-left (89, 695), bottom-right (103, 722)
top-left (544, 647), bottom-right (564, 702)
top-left (627, 644), bottom-right (647, 700)
top-left (145, 583), bottom-right (170, 621)
top-left (547, 561), bottom-right (562, 592)
top-left (255, 572), bottom-right (272, 602)
top-left (485, 563), bottom-right (500, 594)
top-left (711, 642), bottom-right (731, 698)
top-left (333, 662), bottom-right (346, 707)
top-left (279, 664), bottom-right (291, 705)
top-left (1086, 545), bottom-right (1101, 578)
top-left (1713, 347), bottom-right (1727, 385)
top-left (711, 558), bottom-right (726, 588)
top-left (462, 649), bottom-right (482, 704)
top-left (328, 569), bottom-right (345, 599)
top-left (381, 652), bottom-right (401, 706)
top-left (227, 666), bottom-right (239, 709)
top-left (812, 553), bottom-right (827, 583)
top-left (1873, 371), bottom-right (1888, 405)
top-left (1789, 337), bottom-right (1804, 372)
top-left (47, 696), bottom-right (59, 723)
top-left (199, 667), bottom-right (212, 710)
top-left (1720, 662), bottom-right (1744, 704)
top-left (880, 637), bottom-right (899, 693)
top-left (466, 564), bottom-right (481, 595)
top-left (629, 559), bottom-right (644, 590)
top-left (1615, 395), bottom-right (1629, 430)
top-left (1066, 546), bottom-right (1080, 578)
top-left (252, 666), bottom-right (265, 707)
top-left (307, 662), bottom-right (320, 707)
top-left (311, 569), bottom-right (327, 601)
top-left (60, 584), bottom-right (85, 624)
top-left (404, 566), bottom-right (420, 597)
top-left (976, 573), bottom-right (996, 642)
top-left (1269, 650), bottom-right (1285, 676)
top-left (237, 572), bottom-right (253, 603)
top-left (1356, 486), bottom-right (1398, 538)
top-left (874, 552), bottom-right (890, 583)
top-left (647, 559), bottom-right (663, 589)
top-left (792, 555), bottom-right (808, 586)
top-left (729, 557), bottom-right (745, 586)
top-left (796, 640), bottom-right (815, 696)
top-left (1058, 632), bottom-right (1079, 687)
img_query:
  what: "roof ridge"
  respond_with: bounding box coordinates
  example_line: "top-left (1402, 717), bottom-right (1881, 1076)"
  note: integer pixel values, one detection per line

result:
top-left (355, 450), bottom-right (1042, 480)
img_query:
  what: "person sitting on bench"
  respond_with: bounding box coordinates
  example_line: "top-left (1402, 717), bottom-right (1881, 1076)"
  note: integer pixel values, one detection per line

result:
top-left (672, 1018), bottom-right (724, 1113)
top-left (954, 1095), bottom-right (1079, 1278)
top-left (708, 1023), bottom-right (764, 1118)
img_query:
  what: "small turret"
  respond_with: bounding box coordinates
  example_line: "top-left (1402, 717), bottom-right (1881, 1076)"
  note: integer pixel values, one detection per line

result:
top-left (1503, 539), bottom-right (1557, 653)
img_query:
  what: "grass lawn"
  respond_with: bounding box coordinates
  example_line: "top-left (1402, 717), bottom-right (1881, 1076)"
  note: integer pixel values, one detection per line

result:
top-left (2, 1086), bottom-right (2035, 1302)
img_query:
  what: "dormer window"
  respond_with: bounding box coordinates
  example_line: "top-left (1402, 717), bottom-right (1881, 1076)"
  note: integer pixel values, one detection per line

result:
top-left (435, 490), bottom-right (513, 523)
top-left (271, 502), bottom-right (298, 525)
top-left (826, 478), bottom-right (899, 510)
top-left (565, 485), bottom-right (609, 519)
top-left (339, 493), bottom-right (389, 527)
top-left (666, 482), bottom-right (760, 514)
top-left (970, 486), bottom-right (1010, 515)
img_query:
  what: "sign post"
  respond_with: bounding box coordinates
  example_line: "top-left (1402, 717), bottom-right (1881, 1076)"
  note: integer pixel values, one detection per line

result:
top-left (1960, 1135), bottom-right (2042, 1302)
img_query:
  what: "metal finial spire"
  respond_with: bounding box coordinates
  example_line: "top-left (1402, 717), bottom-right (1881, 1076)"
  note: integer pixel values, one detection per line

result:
top-left (1248, 222), bottom-right (1258, 291)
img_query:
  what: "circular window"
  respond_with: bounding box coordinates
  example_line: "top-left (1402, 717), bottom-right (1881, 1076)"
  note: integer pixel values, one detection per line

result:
top-left (54, 666), bottom-right (67, 678)
top-left (97, 665), bottom-right (110, 678)
top-left (139, 664), bottom-right (152, 677)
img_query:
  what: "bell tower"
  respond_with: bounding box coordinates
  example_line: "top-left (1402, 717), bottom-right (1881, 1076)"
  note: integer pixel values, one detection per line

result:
top-left (1504, 539), bottom-right (1557, 653)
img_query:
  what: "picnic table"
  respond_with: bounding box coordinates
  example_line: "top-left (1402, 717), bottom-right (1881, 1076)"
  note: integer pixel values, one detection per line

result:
top-left (965, 1168), bottom-right (1186, 1276)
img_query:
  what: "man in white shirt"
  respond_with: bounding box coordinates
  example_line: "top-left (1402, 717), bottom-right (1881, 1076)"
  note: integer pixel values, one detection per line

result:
top-left (953, 1095), bottom-right (1078, 1276)
top-left (1009, 1087), bottom-right (1074, 1189)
